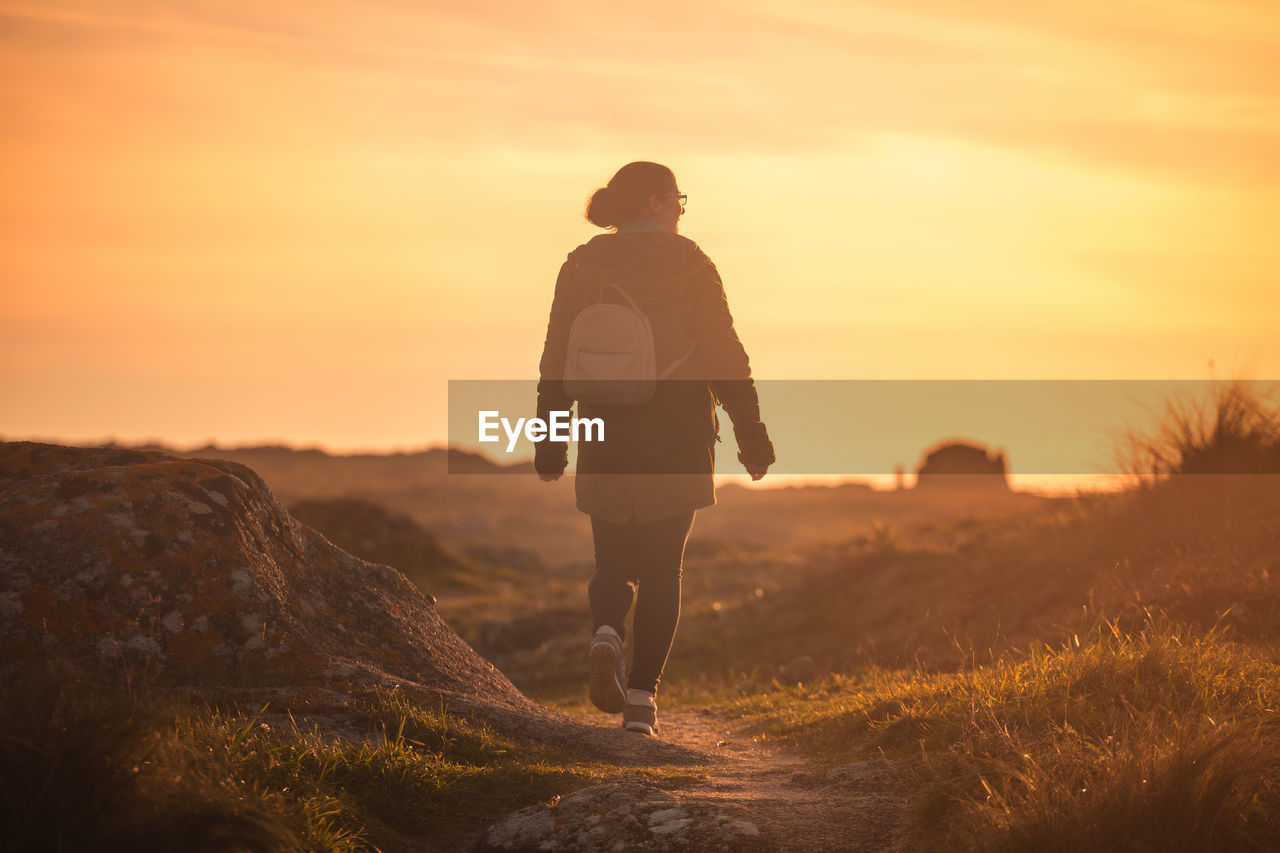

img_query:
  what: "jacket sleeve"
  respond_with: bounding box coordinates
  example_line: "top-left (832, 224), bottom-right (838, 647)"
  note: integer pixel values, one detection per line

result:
top-left (534, 260), bottom-right (577, 475)
top-left (690, 263), bottom-right (775, 469)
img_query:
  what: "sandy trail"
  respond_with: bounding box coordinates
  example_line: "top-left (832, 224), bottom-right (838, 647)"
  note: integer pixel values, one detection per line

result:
top-left (601, 705), bottom-right (910, 852)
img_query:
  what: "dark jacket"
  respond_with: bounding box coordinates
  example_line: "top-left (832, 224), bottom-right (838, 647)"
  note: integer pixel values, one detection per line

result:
top-left (536, 230), bottom-right (773, 523)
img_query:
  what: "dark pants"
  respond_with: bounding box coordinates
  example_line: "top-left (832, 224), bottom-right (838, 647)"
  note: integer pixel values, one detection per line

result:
top-left (588, 510), bottom-right (696, 694)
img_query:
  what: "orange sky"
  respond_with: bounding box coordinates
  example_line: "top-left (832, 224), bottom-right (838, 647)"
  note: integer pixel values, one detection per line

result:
top-left (3, 1), bottom-right (1279, 467)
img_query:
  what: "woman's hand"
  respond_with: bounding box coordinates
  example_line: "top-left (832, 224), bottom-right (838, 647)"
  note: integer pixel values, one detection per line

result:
top-left (534, 437), bottom-right (568, 482)
top-left (734, 421), bottom-right (774, 483)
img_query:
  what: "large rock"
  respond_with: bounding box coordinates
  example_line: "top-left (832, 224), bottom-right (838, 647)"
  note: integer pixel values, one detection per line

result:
top-left (0, 442), bottom-right (525, 711)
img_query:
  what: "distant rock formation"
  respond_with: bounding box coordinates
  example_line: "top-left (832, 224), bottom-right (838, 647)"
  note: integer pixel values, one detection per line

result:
top-left (0, 442), bottom-right (528, 712)
top-left (288, 496), bottom-right (467, 592)
top-left (915, 440), bottom-right (1009, 490)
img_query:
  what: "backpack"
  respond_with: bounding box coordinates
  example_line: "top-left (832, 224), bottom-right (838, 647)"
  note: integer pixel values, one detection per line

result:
top-left (563, 282), bottom-right (694, 406)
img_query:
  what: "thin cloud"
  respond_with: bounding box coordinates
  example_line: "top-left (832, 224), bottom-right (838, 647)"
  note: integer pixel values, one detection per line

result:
top-left (6, 0), bottom-right (1278, 183)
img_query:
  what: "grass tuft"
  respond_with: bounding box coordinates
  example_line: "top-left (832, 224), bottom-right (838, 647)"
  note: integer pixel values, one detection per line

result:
top-left (981, 718), bottom-right (1280, 853)
top-left (1120, 379), bottom-right (1280, 478)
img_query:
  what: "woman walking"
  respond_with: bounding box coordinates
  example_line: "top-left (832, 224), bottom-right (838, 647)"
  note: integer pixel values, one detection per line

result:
top-left (535, 161), bottom-right (774, 735)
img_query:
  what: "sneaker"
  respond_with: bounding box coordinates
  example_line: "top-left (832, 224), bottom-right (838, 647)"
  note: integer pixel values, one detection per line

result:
top-left (588, 627), bottom-right (626, 714)
top-left (623, 690), bottom-right (657, 736)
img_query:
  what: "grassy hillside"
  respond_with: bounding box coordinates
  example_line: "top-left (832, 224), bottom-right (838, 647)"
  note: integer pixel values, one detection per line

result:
top-left (661, 381), bottom-right (1280, 850)
top-left (10, 470), bottom-right (1273, 850)
top-left (10, 381), bottom-right (1277, 850)
top-left (705, 474), bottom-right (1280, 850)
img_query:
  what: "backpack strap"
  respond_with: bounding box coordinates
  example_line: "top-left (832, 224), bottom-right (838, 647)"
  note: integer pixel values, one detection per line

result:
top-left (597, 280), bottom-right (697, 378)
top-left (658, 343), bottom-right (696, 378)
top-left (659, 270), bottom-right (700, 377)
top-left (597, 282), bottom-right (641, 311)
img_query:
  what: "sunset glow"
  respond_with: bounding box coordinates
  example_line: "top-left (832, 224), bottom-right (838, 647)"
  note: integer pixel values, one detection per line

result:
top-left (4, 0), bottom-right (1279, 457)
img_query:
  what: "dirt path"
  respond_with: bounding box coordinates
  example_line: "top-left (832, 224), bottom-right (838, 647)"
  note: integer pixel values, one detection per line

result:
top-left (476, 704), bottom-right (909, 851)
top-left (649, 706), bottom-right (909, 852)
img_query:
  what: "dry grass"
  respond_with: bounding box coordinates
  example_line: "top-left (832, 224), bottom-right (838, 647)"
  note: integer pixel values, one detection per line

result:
top-left (0, 663), bottom-right (684, 852)
top-left (0, 661), bottom-right (300, 852)
top-left (715, 616), bottom-right (1280, 851)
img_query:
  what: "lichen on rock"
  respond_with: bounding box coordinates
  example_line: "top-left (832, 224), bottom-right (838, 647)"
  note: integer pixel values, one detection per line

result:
top-left (0, 441), bottom-right (528, 715)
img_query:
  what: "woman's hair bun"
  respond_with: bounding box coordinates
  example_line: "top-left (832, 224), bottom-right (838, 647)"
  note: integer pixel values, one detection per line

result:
top-left (585, 185), bottom-right (619, 228)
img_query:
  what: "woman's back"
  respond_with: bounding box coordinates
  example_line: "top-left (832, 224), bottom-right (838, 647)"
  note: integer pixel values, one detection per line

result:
top-left (537, 228), bottom-right (762, 523)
